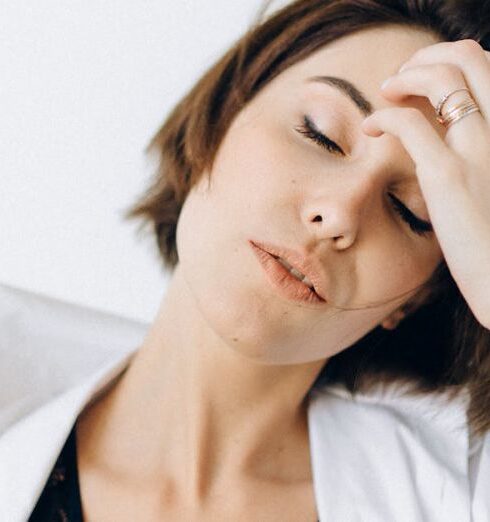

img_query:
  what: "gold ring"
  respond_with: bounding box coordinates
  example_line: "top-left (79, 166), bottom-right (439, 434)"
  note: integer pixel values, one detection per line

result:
top-left (435, 87), bottom-right (472, 118)
top-left (439, 101), bottom-right (481, 129)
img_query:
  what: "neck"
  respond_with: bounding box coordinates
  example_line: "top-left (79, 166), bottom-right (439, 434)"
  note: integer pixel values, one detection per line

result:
top-left (77, 264), bottom-right (326, 503)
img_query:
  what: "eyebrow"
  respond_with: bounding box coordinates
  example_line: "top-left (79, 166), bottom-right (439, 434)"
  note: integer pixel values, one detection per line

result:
top-left (306, 75), bottom-right (373, 116)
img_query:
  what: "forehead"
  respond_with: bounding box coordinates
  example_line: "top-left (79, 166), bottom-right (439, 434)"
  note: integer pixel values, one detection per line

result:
top-left (266, 24), bottom-right (441, 111)
top-left (292, 25), bottom-right (437, 84)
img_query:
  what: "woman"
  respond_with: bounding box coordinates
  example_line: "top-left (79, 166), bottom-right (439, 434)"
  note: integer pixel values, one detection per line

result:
top-left (2, 0), bottom-right (490, 520)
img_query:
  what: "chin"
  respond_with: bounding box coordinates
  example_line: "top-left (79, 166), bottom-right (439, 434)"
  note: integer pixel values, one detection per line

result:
top-left (192, 280), bottom-right (293, 360)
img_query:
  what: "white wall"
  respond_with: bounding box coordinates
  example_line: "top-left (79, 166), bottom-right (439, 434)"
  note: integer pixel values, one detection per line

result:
top-left (0, 0), bottom-right (293, 323)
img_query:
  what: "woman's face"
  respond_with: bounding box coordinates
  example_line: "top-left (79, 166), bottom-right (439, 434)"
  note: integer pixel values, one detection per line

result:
top-left (175, 25), bottom-right (444, 364)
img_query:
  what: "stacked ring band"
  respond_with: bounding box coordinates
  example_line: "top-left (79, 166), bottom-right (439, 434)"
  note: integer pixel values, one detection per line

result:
top-left (437, 99), bottom-right (480, 126)
top-left (435, 87), bottom-right (472, 118)
top-left (435, 87), bottom-right (481, 129)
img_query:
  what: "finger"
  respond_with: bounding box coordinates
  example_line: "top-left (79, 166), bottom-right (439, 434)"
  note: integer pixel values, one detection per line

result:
top-left (397, 40), bottom-right (490, 119)
top-left (381, 63), bottom-right (488, 157)
top-left (361, 107), bottom-right (459, 193)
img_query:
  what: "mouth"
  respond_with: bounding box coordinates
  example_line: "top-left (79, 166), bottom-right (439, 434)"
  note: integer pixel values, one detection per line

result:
top-left (249, 240), bottom-right (327, 305)
top-left (270, 254), bottom-right (315, 289)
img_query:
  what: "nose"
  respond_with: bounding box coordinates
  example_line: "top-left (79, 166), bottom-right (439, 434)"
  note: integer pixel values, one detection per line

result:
top-left (301, 174), bottom-right (378, 250)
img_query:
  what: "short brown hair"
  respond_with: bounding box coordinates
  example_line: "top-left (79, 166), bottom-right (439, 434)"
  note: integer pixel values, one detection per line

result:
top-left (124, 0), bottom-right (490, 436)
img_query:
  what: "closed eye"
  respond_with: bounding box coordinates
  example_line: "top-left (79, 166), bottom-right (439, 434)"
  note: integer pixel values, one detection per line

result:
top-left (295, 115), bottom-right (433, 238)
top-left (388, 194), bottom-right (433, 237)
top-left (295, 115), bottom-right (345, 156)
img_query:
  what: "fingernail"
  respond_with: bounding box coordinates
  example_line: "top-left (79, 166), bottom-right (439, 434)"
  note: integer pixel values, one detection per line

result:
top-left (381, 76), bottom-right (393, 89)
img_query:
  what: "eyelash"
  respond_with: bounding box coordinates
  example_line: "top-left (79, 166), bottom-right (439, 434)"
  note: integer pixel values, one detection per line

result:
top-left (295, 115), bottom-right (344, 155)
top-left (295, 115), bottom-right (433, 237)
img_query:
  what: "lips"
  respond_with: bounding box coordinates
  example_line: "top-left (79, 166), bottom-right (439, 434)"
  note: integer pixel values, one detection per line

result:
top-left (273, 255), bottom-right (314, 288)
top-left (249, 239), bottom-right (328, 303)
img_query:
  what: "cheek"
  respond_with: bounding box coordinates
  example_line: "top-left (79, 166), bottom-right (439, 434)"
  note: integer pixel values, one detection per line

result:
top-left (211, 125), bottom-right (290, 198)
top-left (354, 236), bottom-right (442, 307)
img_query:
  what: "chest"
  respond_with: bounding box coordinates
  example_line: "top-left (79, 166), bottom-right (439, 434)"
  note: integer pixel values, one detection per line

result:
top-left (77, 465), bottom-right (319, 522)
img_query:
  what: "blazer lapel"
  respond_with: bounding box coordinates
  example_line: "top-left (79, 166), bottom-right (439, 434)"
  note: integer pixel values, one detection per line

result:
top-left (0, 348), bottom-right (137, 522)
top-left (307, 383), bottom-right (472, 522)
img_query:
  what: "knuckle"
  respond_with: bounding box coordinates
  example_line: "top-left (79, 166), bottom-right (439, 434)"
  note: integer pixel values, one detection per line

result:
top-left (435, 63), bottom-right (464, 83)
top-left (454, 39), bottom-right (483, 60)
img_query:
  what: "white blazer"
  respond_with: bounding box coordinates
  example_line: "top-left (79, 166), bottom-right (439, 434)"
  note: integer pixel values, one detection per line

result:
top-left (0, 283), bottom-right (489, 522)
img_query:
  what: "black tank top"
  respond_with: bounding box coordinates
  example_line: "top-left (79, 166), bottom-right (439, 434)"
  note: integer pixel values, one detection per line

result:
top-left (28, 421), bottom-right (83, 521)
